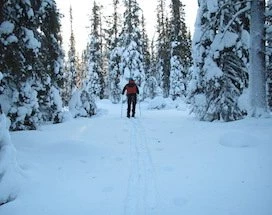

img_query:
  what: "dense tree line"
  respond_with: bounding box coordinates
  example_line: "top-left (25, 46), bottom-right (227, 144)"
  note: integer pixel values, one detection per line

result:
top-left (188, 0), bottom-right (271, 121)
top-left (1, 0), bottom-right (272, 133)
top-left (0, 0), bottom-right (66, 130)
top-left (1, 0), bottom-right (272, 206)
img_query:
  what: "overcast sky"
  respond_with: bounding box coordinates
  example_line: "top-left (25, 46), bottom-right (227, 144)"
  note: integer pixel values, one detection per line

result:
top-left (55, 0), bottom-right (198, 54)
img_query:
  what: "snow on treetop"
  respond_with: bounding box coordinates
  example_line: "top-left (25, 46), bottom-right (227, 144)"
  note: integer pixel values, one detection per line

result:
top-left (0, 21), bottom-right (15, 35)
top-left (206, 0), bottom-right (219, 13)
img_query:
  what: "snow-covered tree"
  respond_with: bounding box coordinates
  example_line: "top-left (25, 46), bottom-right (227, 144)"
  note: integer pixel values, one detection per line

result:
top-left (84, 1), bottom-right (104, 99)
top-left (169, 0), bottom-right (190, 100)
top-left (118, 0), bottom-right (145, 91)
top-left (155, 0), bottom-right (171, 97)
top-left (143, 37), bottom-right (162, 99)
top-left (68, 88), bottom-right (96, 118)
top-left (141, 13), bottom-right (151, 76)
top-left (1, 0), bottom-right (65, 129)
top-left (36, 0), bottom-right (64, 123)
top-left (143, 76), bottom-right (161, 99)
top-left (63, 6), bottom-right (78, 105)
top-left (0, 0), bottom-right (42, 130)
top-left (188, 0), bottom-right (249, 122)
top-left (169, 55), bottom-right (185, 100)
top-left (8, 80), bottom-right (40, 130)
top-left (266, 0), bottom-right (272, 110)
top-left (106, 0), bottom-right (122, 104)
top-left (68, 55), bottom-right (97, 118)
top-left (0, 111), bottom-right (22, 205)
top-left (108, 47), bottom-right (122, 103)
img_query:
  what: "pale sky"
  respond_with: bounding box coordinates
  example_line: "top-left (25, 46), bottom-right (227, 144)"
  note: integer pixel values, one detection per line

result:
top-left (55, 0), bottom-right (198, 54)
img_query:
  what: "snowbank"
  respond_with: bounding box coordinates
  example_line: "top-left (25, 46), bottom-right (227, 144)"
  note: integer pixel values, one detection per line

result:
top-left (146, 96), bottom-right (187, 111)
top-left (69, 89), bottom-right (97, 118)
top-left (0, 114), bottom-right (22, 205)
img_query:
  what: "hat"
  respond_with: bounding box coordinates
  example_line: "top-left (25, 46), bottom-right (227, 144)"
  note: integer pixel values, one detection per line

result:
top-left (129, 77), bottom-right (134, 81)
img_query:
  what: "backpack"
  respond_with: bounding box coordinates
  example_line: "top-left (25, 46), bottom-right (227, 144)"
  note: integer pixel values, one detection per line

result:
top-left (126, 83), bottom-right (137, 94)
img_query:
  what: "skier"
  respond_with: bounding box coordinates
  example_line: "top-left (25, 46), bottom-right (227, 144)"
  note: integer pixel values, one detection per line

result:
top-left (122, 78), bottom-right (139, 118)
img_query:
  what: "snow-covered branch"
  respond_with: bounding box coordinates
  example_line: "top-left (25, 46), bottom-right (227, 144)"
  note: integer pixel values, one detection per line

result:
top-left (222, 4), bottom-right (250, 36)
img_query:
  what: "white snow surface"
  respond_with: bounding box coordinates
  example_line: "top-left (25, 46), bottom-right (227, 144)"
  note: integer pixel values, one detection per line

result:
top-left (0, 114), bottom-right (22, 205)
top-left (0, 99), bottom-right (272, 215)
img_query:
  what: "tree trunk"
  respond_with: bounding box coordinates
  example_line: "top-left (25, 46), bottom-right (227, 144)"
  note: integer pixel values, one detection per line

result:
top-left (249, 0), bottom-right (268, 116)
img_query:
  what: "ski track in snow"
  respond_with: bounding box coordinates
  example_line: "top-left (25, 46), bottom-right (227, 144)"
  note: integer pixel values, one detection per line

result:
top-left (124, 118), bottom-right (158, 215)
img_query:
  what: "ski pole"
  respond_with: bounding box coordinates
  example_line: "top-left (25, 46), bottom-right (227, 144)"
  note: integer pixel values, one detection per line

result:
top-left (121, 95), bottom-right (124, 118)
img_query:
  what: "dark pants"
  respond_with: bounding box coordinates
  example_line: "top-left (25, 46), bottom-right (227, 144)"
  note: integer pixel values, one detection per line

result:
top-left (127, 94), bottom-right (137, 117)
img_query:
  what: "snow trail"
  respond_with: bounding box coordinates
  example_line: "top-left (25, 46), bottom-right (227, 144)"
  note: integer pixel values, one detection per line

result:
top-left (124, 118), bottom-right (158, 215)
top-left (1, 100), bottom-right (271, 215)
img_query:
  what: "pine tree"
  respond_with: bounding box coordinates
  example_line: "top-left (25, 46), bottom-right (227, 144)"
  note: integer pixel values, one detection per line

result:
top-left (84, 1), bottom-right (104, 99)
top-left (119, 0), bottom-right (145, 91)
top-left (1, 0), bottom-right (66, 129)
top-left (141, 13), bottom-right (151, 76)
top-left (141, 12), bottom-right (159, 100)
top-left (188, 0), bottom-right (249, 122)
top-left (0, 0), bottom-right (41, 130)
top-left (0, 110), bottom-right (22, 205)
top-left (69, 49), bottom-right (97, 118)
top-left (169, 0), bottom-right (190, 100)
top-left (155, 0), bottom-right (171, 97)
top-left (36, 0), bottom-right (64, 123)
top-left (267, 0), bottom-right (272, 110)
top-left (107, 0), bottom-right (122, 104)
top-left (63, 5), bottom-right (77, 105)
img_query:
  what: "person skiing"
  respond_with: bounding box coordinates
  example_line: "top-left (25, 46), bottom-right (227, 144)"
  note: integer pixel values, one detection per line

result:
top-left (122, 78), bottom-right (139, 118)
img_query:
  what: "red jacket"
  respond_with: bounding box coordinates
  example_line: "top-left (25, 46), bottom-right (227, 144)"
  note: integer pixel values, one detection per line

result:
top-left (122, 80), bottom-right (139, 95)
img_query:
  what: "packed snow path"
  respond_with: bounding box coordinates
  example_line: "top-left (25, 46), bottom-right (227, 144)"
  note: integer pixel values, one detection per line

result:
top-left (0, 99), bottom-right (272, 215)
top-left (124, 119), bottom-right (157, 215)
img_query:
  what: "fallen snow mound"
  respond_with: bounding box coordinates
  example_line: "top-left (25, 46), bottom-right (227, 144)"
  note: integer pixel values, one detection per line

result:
top-left (219, 131), bottom-right (259, 148)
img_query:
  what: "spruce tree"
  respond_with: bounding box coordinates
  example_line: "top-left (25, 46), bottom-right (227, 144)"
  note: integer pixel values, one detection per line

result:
top-left (108, 0), bottom-right (122, 104)
top-left (118, 0), bottom-right (145, 91)
top-left (36, 0), bottom-right (64, 123)
top-left (0, 0), bottom-right (41, 130)
top-left (188, 0), bottom-right (249, 122)
top-left (64, 5), bottom-right (77, 105)
top-left (0, 108), bottom-right (22, 205)
top-left (141, 13), bottom-right (159, 100)
top-left (85, 1), bottom-right (103, 99)
top-left (141, 13), bottom-right (151, 76)
top-left (169, 0), bottom-right (190, 100)
top-left (155, 0), bottom-right (171, 97)
top-left (267, 0), bottom-right (272, 110)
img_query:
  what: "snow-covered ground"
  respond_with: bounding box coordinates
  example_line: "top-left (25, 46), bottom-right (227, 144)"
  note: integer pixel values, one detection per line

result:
top-left (0, 99), bottom-right (271, 215)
